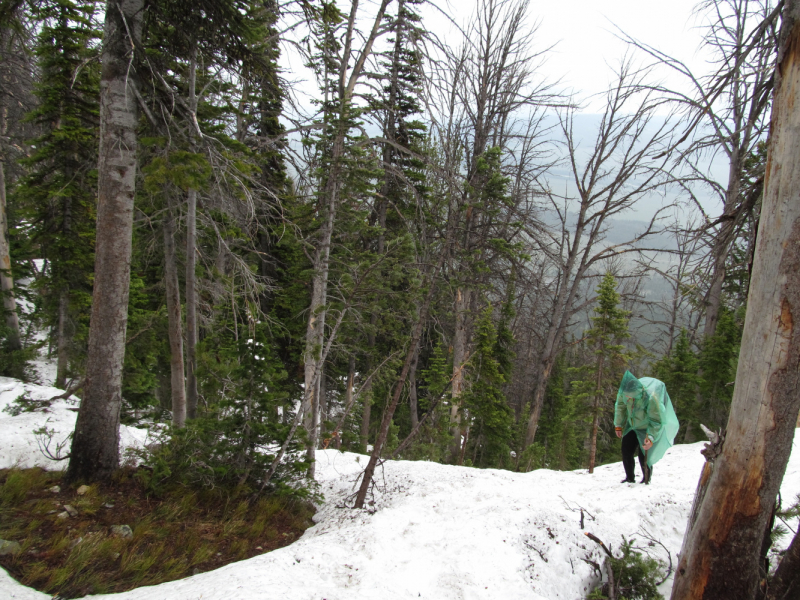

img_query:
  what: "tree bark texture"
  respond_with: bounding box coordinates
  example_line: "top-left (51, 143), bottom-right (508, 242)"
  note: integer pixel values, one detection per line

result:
top-left (670, 5), bottom-right (800, 596)
top-left (360, 371), bottom-right (372, 452)
top-left (55, 289), bottom-right (70, 388)
top-left (185, 44), bottom-right (199, 420)
top-left (408, 344), bottom-right (419, 429)
top-left (55, 189), bottom-right (74, 389)
top-left (164, 203), bottom-right (186, 427)
top-left (66, 0), bottom-right (143, 483)
top-left (767, 527), bottom-right (800, 600)
top-left (303, 153), bottom-right (338, 474)
top-left (0, 128), bottom-right (21, 351)
top-left (185, 187), bottom-right (198, 419)
top-left (449, 287), bottom-right (471, 459)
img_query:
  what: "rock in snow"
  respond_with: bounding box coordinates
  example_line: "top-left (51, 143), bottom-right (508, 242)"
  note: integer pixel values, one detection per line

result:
top-left (0, 376), bottom-right (797, 600)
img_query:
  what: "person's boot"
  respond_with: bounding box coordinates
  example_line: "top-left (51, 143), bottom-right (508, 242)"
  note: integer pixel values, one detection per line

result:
top-left (620, 477), bottom-right (635, 483)
top-left (640, 464), bottom-right (652, 484)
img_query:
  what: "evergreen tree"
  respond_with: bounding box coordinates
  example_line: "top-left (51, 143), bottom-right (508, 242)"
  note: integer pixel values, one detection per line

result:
top-left (460, 305), bottom-right (514, 468)
top-left (653, 328), bottom-right (699, 442)
top-left (535, 353), bottom-right (584, 471)
top-left (16, 0), bottom-right (99, 387)
top-left (696, 306), bottom-right (742, 430)
top-left (568, 272), bottom-right (631, 472)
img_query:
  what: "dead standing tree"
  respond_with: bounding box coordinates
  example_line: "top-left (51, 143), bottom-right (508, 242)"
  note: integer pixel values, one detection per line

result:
top-left (670, 1), bottom-right (800, 597)
top-left (430, 0), bottom-right (556, 460)
top-left (301, 0), bottom-right (393, 475)
top-left (524, 63), bottom-right (679, 448)
top-left (622, 0), bottom-right (779, 342)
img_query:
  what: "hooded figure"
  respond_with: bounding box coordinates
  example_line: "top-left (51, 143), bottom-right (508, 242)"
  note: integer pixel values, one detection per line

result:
top-left (614, 371), bottom-right (679, 484)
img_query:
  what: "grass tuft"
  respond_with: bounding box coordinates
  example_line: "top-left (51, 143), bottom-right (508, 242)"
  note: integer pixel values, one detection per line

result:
top-left (0, 467), bottom-right (315, 599)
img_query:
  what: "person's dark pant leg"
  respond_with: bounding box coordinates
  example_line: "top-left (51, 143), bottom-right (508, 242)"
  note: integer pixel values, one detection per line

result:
top-left (621, 430), bottom-right (639, 482)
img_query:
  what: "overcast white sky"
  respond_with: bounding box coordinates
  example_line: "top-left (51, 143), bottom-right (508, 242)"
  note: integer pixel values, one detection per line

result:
top-left (278, 0), bottom-right (727, 218)
top-left (417, 0), bottom-right (713, 112)
top-left (281, 0), bottom-right (714, 114)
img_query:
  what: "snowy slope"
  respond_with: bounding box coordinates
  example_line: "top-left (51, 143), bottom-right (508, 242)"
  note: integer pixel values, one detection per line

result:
top-left (0, 378), bottom-right (798, 600)
top-left (0, 378), bottom-right (149, 470)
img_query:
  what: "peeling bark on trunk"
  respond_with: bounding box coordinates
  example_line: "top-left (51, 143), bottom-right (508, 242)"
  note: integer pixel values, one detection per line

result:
top-left (66, 0), bottom-right (143, 484)
top-left (670, 6), bottom-right (800, 596)
top-left (164, 203), bottom-right (186, 427)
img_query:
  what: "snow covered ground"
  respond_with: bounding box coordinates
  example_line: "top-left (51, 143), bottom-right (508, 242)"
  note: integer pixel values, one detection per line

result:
top-left (0, 378), bottom-right (149, 471)
top-left (1, 378), bottom-right (798, 600)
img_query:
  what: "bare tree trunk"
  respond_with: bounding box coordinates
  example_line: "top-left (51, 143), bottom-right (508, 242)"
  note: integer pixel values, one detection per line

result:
top-left (408, 344), bottom-right (419, 429)
top-left (354, 268), bottom-right (441, 508)
top-left (164, 202), bottom-right (186, 427)
top-left (588, 356), bottom-right (606, 474)
top-left (319, 362), bottom-right (328, 428)
top-left (55, 290), bottom-right (69, 388)
top-left (55, 189), bottom-right (74, 388)
top-left (302, 0), bottom-right (393, 475)
top-left (360, 372), bottom-right (372, 452)
top-left (344, 355), bottom-right (356, 441)
top-left (767, 528), bottom-right (800, 600)
top-left (526, 354), bottom-right (557, 446)
top-left (702, 160), bottom-right (741, 340)
top-left (671, 5), bottom-right (800, 595)
top-left (66, 0), bottom-right (143, 484)
top-left (185, 187), bottom-right (198, 419)
top-left (303, 161), bottom-right (337, 473)
top-left (0, 112), bottom-right (21, 352)
top-left (449, 287), bottom-right (471, 459)
top-left (185, 44), bottom-right (199, 420)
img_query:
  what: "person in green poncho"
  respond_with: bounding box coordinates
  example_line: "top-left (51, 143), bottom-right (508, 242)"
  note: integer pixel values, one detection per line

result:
top-left (614, 371), bottom-right (679, 484)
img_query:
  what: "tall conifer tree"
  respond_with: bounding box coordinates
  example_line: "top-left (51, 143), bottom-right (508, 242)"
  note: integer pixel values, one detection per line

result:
top-left (569, 272), bottom-right (631, 473)
top-left (17, 0), bottom-right (99, 388)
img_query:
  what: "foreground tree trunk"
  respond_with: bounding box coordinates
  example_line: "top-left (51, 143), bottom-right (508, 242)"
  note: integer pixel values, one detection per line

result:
top-left (163, 201), bottom-right (186, 427)
top-left (671, 4), bottom-right (800, 596)
top-left (0, 111), bottom-right (21, 352)
top-left (65, 0), bottom-right (143, 483)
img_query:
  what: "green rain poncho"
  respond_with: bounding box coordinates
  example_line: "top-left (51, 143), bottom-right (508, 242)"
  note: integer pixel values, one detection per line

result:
top-left (614, 371), bottom-right (679, 466)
